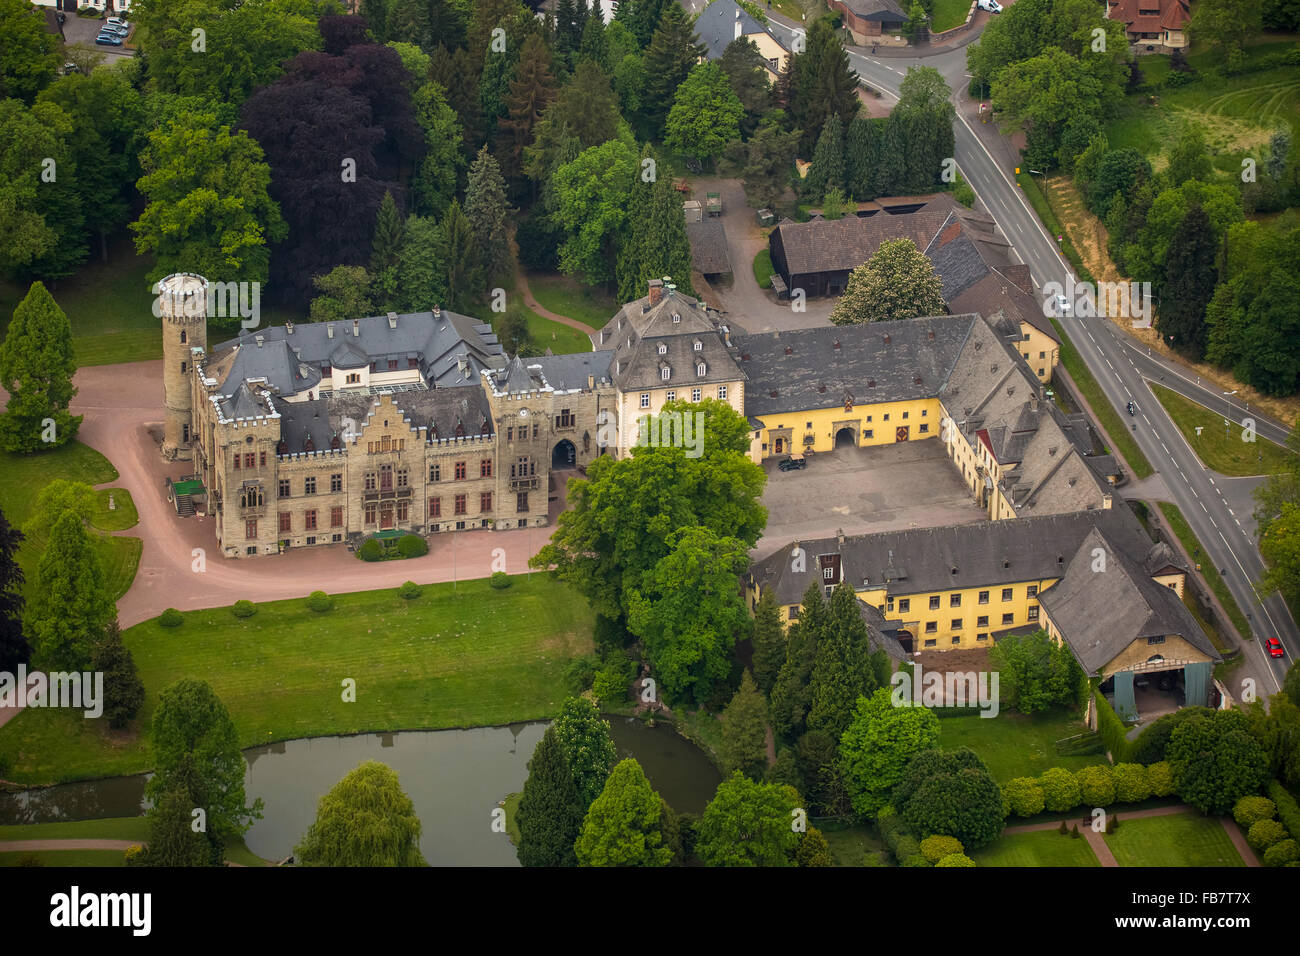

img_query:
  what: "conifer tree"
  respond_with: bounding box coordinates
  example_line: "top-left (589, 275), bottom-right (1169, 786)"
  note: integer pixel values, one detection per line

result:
top-left (499, 33), bottom-right (557, 190)
top-left (750, 588), bottom-right (785, 698)
top-left (0, 281), bottom-right (80, 453)
top-left (92, 619), bottom-right (145, 730)
top-left (396, 214), bottom-right (449, 312)
top-left (641, 2), bottom-right (704, 136)
top-left (617, 169), bottom-right (693, 304)
top-left (807, 584), bottom-right (875, 739)
top-left (464, 146), bottom-right (513, 284)
top-left (369, 191), bottom-right (406, 309)
top-left (786, 18), bottom-right (858, 156)
top-left (575, 758), bottom-right (675, 866)
top-left (516, 726), bottom-right (584, 866)
top-left (440, 198), bottom-right (483, 311)
top-left (769, 582), bottom-right (827, 743)
top-left (803, 113), bottom-right (845, 200)
top-left (143, 779), bottom-right (211, 867)
top-left (1157, 204), bottom-right (1218, 360)
top-left (0, 508), bottom-right (27, 674)
top-left (876, 114), bottom-right (908, 196)
top-left (721, 671), bottom-right (769, 781)
top-left (28, 510), bottom-right (112, 672)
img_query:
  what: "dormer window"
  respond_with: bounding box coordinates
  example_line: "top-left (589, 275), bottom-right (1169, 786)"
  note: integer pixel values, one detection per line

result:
top-left (696, 362), bottom-right (706, 376)
top-left (661, 366), bottom-right (671, 381)
top-left (672, 313), bottom-right (681, 323)
top-left (658, 343), bottom-right (667, 355)
top-left (693, 339), bottom-right (702, 351)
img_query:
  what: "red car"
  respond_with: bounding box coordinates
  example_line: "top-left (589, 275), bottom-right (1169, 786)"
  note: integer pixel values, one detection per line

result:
top-left (1266, 637), bottom-right (1285, 659)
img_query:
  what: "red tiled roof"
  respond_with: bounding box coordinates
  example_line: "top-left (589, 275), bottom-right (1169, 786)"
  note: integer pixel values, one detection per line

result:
top-left (1107, 0), bottom-right (1189, 34)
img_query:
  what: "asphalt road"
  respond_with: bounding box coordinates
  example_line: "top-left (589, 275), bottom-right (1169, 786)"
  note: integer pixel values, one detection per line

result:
top-left (747, 10), bottom-right (1297, 697)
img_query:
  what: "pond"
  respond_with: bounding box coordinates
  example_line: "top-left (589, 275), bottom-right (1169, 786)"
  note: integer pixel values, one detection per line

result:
top-left (0, 718), bottom-right (721, 866)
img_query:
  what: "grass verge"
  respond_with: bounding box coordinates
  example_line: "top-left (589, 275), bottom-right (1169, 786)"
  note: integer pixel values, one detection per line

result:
top-left (1102, 812), bottom-right (1245, 867)
top-left (971, 828), bottom-right (1101, 867)
top-left (523, 273), bottom-right (612, 330)
top-left (1157, 501), bottom-right (1252, 642)
top-left (937, 709), bottom-right (1105, 782)
top-left (1051, 317), bottom-right (1154, 478)
top-left (1016, 173), bottom-right (1095, 286)
top-left (1150, 383), bottom-right (1295, 476)
top-left (0, 574), bottom-right (594, 784)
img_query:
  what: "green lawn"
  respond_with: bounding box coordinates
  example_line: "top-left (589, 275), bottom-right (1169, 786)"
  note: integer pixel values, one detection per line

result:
top-left (1050, 317), bottom-right (1154, 479)
top-left (753, 249), bottom-right (774, 290)
top-left (1150, 383), bottom-right (1295, 476)
top-left (0, 816), bottom-right (149, 842)
top-left (971, 829), bottom-right (1101, 867)
top-left (1103, 812), bottom-right (1245, 867)
top-left (0, 850), bottom-right (127, 867)
top-left (1157, 501), bottom-right (1252, 642)
top-left (517, 309), bottom-right (594, 356)
top-left (524, 273), bottom-right (613, 330)
top-left (929, 0), bottom-right (971, 32)
top-left (821, 823), bottom-right (890, 866)
top-left (0, 441), bottom-right (140, 605)
top-left (938, 709), bottom-right (1106, 782)
top-left (0, 574), bottom-right (595, 784)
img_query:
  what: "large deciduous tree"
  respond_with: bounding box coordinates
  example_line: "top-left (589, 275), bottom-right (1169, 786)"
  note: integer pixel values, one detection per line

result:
top-left (838, 688), bottom-right (940, 818)
top-left (0, 0), bottom-right (59, 103)
top-left (0, 99), bottom-right (83, 281)
top-left (696, 772), bottom-right (800, 866)
top-left (665, 62), bottom-right (744, 165)
top-left (574, 758), bottom-right (677, 866)
top-left (1166, 709), bottom-right (1270, 814)
top-left (987, 628), bottom-right (1084, 714)
top-left (296, 761), bottom-right (426, 866)
top-left (0, 282), bottom-right (81, 453)
top-left (829, 238), bottom-right (945, 325)
top-left (894, 747), bottom-right (1005, 849)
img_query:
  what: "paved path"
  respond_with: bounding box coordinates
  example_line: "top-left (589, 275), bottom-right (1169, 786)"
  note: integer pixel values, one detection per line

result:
top-left (0, 839), bottom-right (139, 853)
top-left (1219, 817), bottom-right (1260, 868)
top-left (65, 362), bottom-right (568, 629)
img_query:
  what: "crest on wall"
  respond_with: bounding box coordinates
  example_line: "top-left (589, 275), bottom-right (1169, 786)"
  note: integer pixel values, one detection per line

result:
top-left (843, 391), bottom-right (854, 413)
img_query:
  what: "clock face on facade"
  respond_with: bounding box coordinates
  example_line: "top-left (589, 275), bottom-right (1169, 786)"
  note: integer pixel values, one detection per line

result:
top-left (519, 408), bottom-right (529, 418)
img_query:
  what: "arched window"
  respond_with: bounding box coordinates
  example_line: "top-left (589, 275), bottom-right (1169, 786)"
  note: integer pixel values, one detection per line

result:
top-left (180, 329), bottom-right (187, 344)
top-left (661, 366), bottom-right (671, 381)
top-left (696, 362), bottom-right (706, 377)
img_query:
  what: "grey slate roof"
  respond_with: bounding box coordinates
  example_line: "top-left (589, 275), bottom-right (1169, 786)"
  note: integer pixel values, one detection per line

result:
top-left (772, 197), bottom-right (958, 276)
top-left (685, 219), bottom-right (732, 275)
top-left (273, 385), bottom-right (495, 455)
top-left (484, 351), bottom-right (613, 395)
top-left (731, 314), bottom-right (976, 417)
top-left (1038, 528), bottom-right (1219, 674)
top-left (695, 0), bottom-right (773, 60)
top-left (838, 0), bottom-right (908, 21)
top-left (208, 309), bottom-right (504, 397)
top-left (594, 286), bottom-right (745, 392)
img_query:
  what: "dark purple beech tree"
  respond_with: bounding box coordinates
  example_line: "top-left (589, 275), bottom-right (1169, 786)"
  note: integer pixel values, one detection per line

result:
top-left (239, 16), bottom-right (423, 307)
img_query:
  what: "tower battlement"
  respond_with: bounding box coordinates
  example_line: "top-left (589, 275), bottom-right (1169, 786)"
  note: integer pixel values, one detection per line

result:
top-left (159, 273), bottom-right (209, 461)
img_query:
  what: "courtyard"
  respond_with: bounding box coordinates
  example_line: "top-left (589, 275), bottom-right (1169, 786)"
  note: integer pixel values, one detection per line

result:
top-left (753, 438), bottom-right (987, 560)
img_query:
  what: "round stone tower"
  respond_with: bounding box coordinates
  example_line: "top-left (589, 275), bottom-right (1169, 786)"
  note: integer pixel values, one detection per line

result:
top-left (159, 273), bottom-right (209, 460)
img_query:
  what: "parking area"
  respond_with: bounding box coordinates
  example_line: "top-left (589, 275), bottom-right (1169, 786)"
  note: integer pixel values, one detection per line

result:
top-left (61, 10), bottom-right (135, 59)
top-left (753, 438), bottom-right (988, 560)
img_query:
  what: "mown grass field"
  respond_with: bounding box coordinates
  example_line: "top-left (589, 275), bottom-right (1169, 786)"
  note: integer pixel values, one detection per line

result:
top-left (0, 817), bottom-right (268, 866)
top-left (937, 709), bottom-right (1105, 782)
top-left (0, 574), bottom-right (594, 784)
top-left (971, 829), bottom-right (1101, 867)
top-left (1156, 501), bottom-right (1253, 642)
top-left (930, 0), bottom-right (971, 33)
top-left (1102, 812), bottom-right (1245, 867)
top-left (1150, 383), bottom-right (1296, 476)
top-left (0, 441), bottom-right (140, 605)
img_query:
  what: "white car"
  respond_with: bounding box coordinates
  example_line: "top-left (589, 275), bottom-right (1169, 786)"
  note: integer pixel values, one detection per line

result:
top-left (106, 17), bottom-right (130, 28)
top-left (1052, 293), bottom-right (1072, 316)
top-left (978, 0), bottom-right (1003, 11)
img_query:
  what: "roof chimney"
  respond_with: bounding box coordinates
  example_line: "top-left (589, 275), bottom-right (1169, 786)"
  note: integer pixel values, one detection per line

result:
top-left (433, 305), bottom-right (441, 317)
top-left (327, 323), bottom-right (334, 339)
top-left (286, 321), bottom-right (294, 334)
top-left (648, 278), bottom-right (664, 306)
top-left (387, 312), bottom-right (398, 329)
top-left (735, 10), bottom-right (742, 40)
top-left (255, 334), bottom-right (264, 348)
top-left (353, 318), bottom-right (360, 337)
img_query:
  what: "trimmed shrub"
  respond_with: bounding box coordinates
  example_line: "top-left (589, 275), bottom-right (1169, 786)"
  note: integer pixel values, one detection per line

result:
top-left (306, 590), bottom-right (333, 612)
top-left (1146, 761), bottom-right (1175, 797)
top-left (935, 852), bottom-right (976, 867)
top-left (1070, 824), bottom-right (1081, 838)
top-left (895, 835), bottom-right (921, 863)
top-left (1075, 764), bottom-right (1116, 808)
top-left (357, 538), bottom-right (383, 561)
top-left (1059, 820), bottom-right (1068, 835)
top-left (231, 600), bottom-right (257, 619)
top-left (489, 571), bottom-right (512, 589)
top-left (1004, 777), bottom-right (1046, 818)
top-left (397, 580), bottom-right (421, 599)
top-left (1246, 819), bottom-right (1288, 853)
top-left (397, 534), bottom-right (428, 558)
top-left (1233, 795), bottom-right (1277, 829)
top-left (1040, 767), bottom-right (1082, 812)
top-left (592, 660), bottom-right (633, 706)
top-left (919, 835), bottom-right (964, 864)
top-left (158, 608), bottom-right (183, 627)
top-left (1264, 839), bottom-right (1300, 868)
top-left (1112, 763), bottom-right (1151, 804)
top-left (123, 844), bottom-right (145, 866)
top-left (1267, 780), bottom-right (1300, 843)
top-left (1107, 813), bottom-right (1120, 832)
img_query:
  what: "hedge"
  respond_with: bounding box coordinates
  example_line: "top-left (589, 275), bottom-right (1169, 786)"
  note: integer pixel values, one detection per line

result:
top-left (1113, 763), bottom-right (1151, 804)
top-left (1147, 761), bottom-right (1175, 797)
top-left (1008, 764), bottom-right (1162, 817)
top-left (158, 608), bottom-right (183, 627)
top-left (1264, 839), bottom-right (1300, 867)
top-left (1267, 780), bottom-right (1300, 844)
top-left (231, 600), bottom-right (257, 618)
top-left (1246, 819), bottom-right (1287, 853)
top-left (306, 590), bottom-right (333, 612)
top-left (1041, 767), bottom-right (1082, 812)
top-left (1233, 796), bottom-right (1277, 829)
top-left (1094, 690), bottom-right (1132, 763)
top-left (357, 539), bottom-right (383, 561)
top-left (397, 534), bottom-right (428, 558)
top-left (1076, 765), bottom-right (1116, 808)
top-left (1003, 777), bottom-right (1046, 818)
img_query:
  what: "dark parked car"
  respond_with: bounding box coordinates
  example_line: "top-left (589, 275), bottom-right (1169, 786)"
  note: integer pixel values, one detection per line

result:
top-left (777, 454), bottom-right (807, 472)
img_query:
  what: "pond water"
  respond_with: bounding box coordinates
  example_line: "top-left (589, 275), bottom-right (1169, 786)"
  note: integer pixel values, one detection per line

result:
top-left (0, 718), bottom-right (721, 866)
